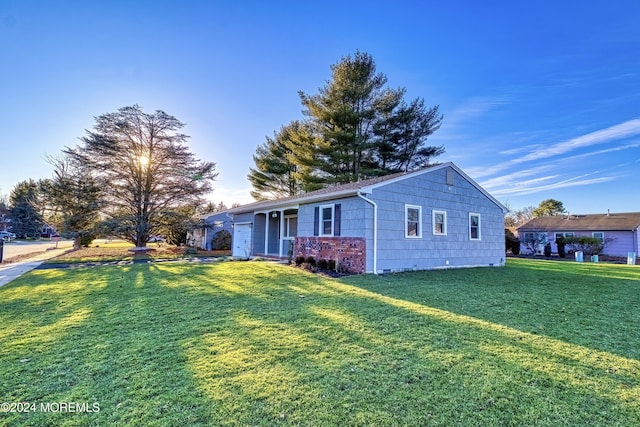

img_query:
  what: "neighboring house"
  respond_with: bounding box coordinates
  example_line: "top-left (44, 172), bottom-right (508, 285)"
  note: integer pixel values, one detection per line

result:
top-left (41, 223), bottom-right (58, 238)
top-left (188, 210), bottom-right (233, 250)
top-left (517, 212), bottom-right (640, 257)
top-left (227, 162), bottom-right (508, 274)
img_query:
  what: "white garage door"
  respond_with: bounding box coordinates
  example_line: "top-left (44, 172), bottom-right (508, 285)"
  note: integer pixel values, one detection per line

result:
top-left (232, 223), bottom-right (253, 258)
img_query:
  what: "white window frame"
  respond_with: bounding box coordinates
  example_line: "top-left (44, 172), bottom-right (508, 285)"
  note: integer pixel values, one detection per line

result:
top-left (405, 204), bottom-right (422, 238)
top-left (432, 210), bottom-right (447, 236)
top-left (469, 213), bottom-right (481, 240)
top-left (283, 215), bottom-right (297, 239)
top-left (319, 204), bottom-right (334, 236)
top-left (592, 231), bottom-right (604, 242)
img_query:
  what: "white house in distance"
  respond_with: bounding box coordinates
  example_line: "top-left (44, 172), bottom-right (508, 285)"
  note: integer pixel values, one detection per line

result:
top-left (227, 162), bottom-right (508, 274)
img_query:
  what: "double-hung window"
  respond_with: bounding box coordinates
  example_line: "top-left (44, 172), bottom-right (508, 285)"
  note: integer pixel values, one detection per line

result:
top-left (313, 204), bottom-right (341, 236)
top-left (433, 210), bottom-right (447, 235)
top-left (405, 205), bottom-right (422, 238)
top-left (469, 213), bottom-right (481, 240)
top-left (320, 205), bottom-right (334, 236)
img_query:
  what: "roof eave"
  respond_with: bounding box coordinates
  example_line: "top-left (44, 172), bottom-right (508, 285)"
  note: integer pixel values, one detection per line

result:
top-left (228, 188), bottom-right (362, 214)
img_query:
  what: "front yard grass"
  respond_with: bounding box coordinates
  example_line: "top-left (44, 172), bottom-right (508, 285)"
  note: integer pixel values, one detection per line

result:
top-left (48, 240), bottom-right (229, 264)
top-left (0, 258), bottom-right (638, 426)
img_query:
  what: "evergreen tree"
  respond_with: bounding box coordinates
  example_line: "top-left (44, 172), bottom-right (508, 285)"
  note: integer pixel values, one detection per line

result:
top-left (299, 51), bottom-right (401, 184)
top-left (375, 98), bottom-right (444, 172)
top-left (9, 179), bottom-right (44, 238)
top-left (46, 155), bottom-right (103, 248)
top-left (533, 199), bottom-right (566, 217)
top-left (248, 122), bottom-right (303, 200)
top-left (250, 51), bottom-right (443, 198)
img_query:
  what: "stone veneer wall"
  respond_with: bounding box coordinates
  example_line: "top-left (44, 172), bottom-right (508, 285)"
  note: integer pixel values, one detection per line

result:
top-left (294, 236), bottom-right (366, 274)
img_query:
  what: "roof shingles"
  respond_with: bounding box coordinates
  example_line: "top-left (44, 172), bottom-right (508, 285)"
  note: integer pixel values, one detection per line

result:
top-left (518, 212), bottom-right (640, 231)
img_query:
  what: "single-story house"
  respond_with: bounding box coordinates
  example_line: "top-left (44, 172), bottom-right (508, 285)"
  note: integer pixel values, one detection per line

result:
top-left (227, 162), bottom-right (508, 274)
top-left (517, 212), bottom-right (640, 257)
top-left (188, 210), bottom-right (233, 250)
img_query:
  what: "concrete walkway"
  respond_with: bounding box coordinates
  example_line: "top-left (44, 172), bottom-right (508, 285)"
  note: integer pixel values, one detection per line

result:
top-left (0, 247), bottom-right (73, 288)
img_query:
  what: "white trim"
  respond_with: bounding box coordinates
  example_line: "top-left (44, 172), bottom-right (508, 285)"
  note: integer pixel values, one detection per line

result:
top-left (405, 204), bottom-right (422, 238)
top-left (469, 212), bottom-right (481, 241)
top-left (319, 204), bottom-right (334, 236)
top-left (592, 231), bottom-right (605, 241)
top-left (283, 215), bottom-right (297, 239)
top-left (433, 210), bottom-right (447, 236)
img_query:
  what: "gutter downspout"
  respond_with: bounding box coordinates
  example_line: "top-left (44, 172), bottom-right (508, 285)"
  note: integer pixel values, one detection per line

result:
top-left (357, 191), bottom-right (378, 275)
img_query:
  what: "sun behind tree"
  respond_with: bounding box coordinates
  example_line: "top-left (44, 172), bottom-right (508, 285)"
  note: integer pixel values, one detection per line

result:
top-left (63, 105), bottom-right (217, 247)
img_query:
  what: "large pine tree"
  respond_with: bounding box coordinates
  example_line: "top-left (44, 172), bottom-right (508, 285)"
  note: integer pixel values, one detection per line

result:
top-left (248, 122), bottom-right (305, 200)
top-left (250, 51), bottom-right (443, 199)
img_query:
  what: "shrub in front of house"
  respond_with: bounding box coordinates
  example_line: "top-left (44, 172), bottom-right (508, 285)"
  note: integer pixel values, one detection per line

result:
top-left (505, 229), bottom-right (520, 255)
top-left (555, 236), bottom-right (566, 258)
top-left (564, 236), bottom-right (604, 256)
top-left (317, 259), bottom-right (328, 270)
top-left (211, 230), bottom-right (231, 250)
top-left (295, 256), bottom-right (306, 266)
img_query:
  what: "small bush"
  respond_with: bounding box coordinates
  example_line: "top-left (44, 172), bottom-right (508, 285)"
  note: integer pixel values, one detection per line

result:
top-left (317, 259), bottom-right (328, 270)
top-left (211, 230), bottom-right (232, 250)
top-left (295, 256), bottom-right (306, 266)
top-left (565, 236), bottom-right (604, 256)
top-left (305, 256), bottom-right (316, 267)
top-left (80, 233), bottom-right (96, 248)
top-left (300, 262), bottom-right (316, 272)
top-left (327, 260), bottom-right (336, 271)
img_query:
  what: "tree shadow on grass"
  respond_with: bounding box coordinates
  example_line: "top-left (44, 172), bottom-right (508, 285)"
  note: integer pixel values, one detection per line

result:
top-left (0, 264), bottom-right (216, 426)
top-left (161, 262), bottom-right (640, 426)
top-left (1, 261), bottom-right (639, 426)
top-left (342, 259), bottom-right (640, 361)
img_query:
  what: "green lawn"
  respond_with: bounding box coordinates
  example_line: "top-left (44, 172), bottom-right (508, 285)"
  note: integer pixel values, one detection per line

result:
top-left (1, 258), bottom-right (638, 426)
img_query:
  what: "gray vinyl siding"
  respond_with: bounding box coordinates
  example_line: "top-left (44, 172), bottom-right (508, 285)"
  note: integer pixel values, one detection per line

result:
top-left (297, 166), bottom-right (505, 273)
top-left (369, 166), bottom-right (504, 272)
top-left (298, 196), bottom-right (375, 270)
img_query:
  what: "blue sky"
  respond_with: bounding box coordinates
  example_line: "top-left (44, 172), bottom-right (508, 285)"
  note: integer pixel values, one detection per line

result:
top-left (1, 0), bottom-right (639, 214)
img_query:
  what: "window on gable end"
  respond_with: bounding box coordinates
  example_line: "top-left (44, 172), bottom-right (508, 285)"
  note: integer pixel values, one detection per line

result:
top-left (405, 205), bottom-right (422, 238)
top-left (469, 213), bottom-right (481, 240)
